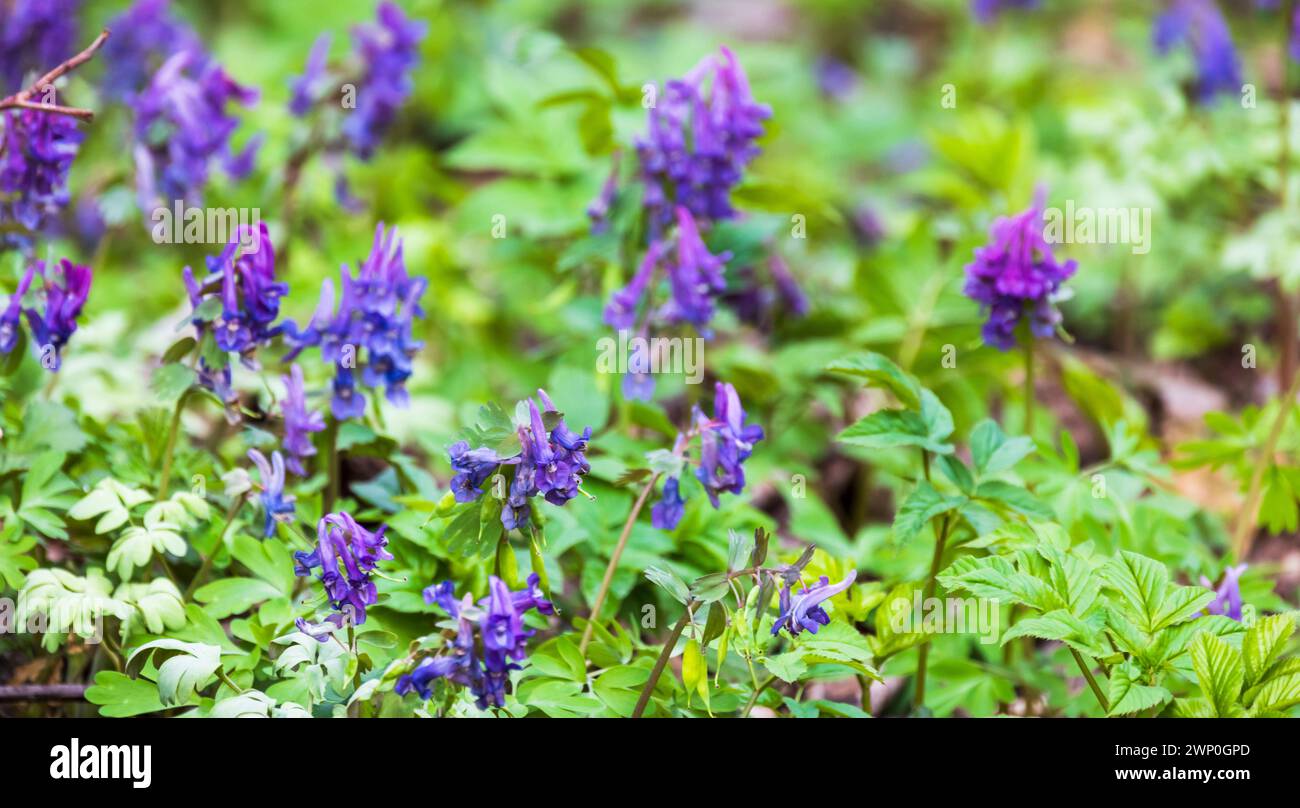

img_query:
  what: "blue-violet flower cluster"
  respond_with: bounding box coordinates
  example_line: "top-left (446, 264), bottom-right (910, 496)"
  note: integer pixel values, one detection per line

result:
top-left (1, 258), bottom-right (92, 369)
top-left (247, 448), bottom-right (295, 539)
top-left (1153, 0), bottom-right (1242, 104)
top-left (1, 107), bottom-right (83, 235)
top-left (963, 195), bottom-right (1076, 351)
top-left (395, 573), bottom-right (553, 710)
top-left (285, 223), bottom-right (425, 420)
top-left (294, 511), bottom-right (392, 639)
top-left (771, 571), bottom-right (857, 637)
top-left (447, 390), bottom-right (592, 531)
top-left (651, 382), bottom-right (764, 530)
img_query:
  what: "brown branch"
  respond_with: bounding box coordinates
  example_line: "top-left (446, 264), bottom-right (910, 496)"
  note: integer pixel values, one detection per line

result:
top-left (0, 29), bottom-right (110, 121)
top-left (0, 684), bottom-right (89, 702)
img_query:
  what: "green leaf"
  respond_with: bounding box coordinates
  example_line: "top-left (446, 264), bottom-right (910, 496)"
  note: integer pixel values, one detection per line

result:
top-left (762, 651), bottom-right (808, 683)
top-left (826, 353), bottom-right (921, 409)
top-left (0, 533), bottom-right (37, 589)
top-left (644, 565), bottom-right (690, 605)
top-left (1189, 632), bottom-right (1245, 718)
top-left (126, 639), bottom-right (223, 707)
top-left (15, 452), bottom-right (76, 539)
top-left (194, 577), bottom-right (282, 619)
top-left (84, 671), bottom-right (169, 717)
top-left (68, 478), bottom-right (152, 534)
top-left (892, 481), bottom-right (964, 543)
top-left (151, 363), bottom-right (197, 403)
top-left (969, 419), bottom-right (1035, 476)
top-left (1107, 661), bottom-right (1173, 716)
top-left (1243, 613), bottom-right (1295, 687)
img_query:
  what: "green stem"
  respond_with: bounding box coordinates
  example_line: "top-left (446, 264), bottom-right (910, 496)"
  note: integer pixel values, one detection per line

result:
top-left (184, 496), bottom-right (246, 601)
top-left (913, 514), bottom-right (953, 711)
top-left (632, 607), bottom-right (692, 719)
top-left (1022, 336), bottom-right (1035, 437)
top-left (323, 416), bottom-right (340, 515)
top-left (580, 473), bottom-right (661, 656)
top-left (158, 389), bottom-right (192, 500)
top-left (1069, 648), bottom-right (1110, 713)
top-left (347, 623), bottom-right (360, 718)
top-left (741, 675), bottom-right (777, 718)
top-left (216, 669), bottom-right (243, 695)
top-left (1232, 366), bottom-right (1300, 559)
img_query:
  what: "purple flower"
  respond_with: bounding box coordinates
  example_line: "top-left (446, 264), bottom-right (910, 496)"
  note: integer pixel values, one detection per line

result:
top-left (1, 108), bottom-right (83, 234)
top-left (1153, 0), bottom-right (1242, 104)
top-left (963, 194), bottom-right (1076, 351)
top-left (341, 2), bottom-right (426, 159)
top-left (771, 571), bottom-right (857, 637)
top-left (23, 259), bottom-right (91, 369)
top-left (101, 0), bottom-right (204, 102)
top-left (280, 364), bottom-right (325, 476)
top-left (634, 46), bottom-right (770, 232)
top-left (604, 241), bottom-right (664, 331)
top-left (396, 573), bottom-right (552, 709)
top-left (294, 511), bottom-right (392, 635)
top-left (971, 0), bottom-right (1041, 23)
top-left (132, 50), bottom-right (259, 209)
top-left (1201, 564), bottom-right (1247, 622)
top-left (288, 34), bottom-right (332, 117)
top-left (247, 448), bottom-right (295, 538)
top-left (448, 441), bottom-right (514, 503)
top-left (695, 381), bottom-right (765, 508)
top-left (0, 0), bottom-right (78, 94)
top-left (284, 223), bottom-right (425, 420)
top-left (447, 389), bottom-right (592, 530)
top-left (650, 475), bottom-right (686, 530)
top-left (184, 222), bottom-right (285, 357)
top-left (661, 207), bottom-right (731, 330)
top-left (0, 265), bottom-right (35, 354)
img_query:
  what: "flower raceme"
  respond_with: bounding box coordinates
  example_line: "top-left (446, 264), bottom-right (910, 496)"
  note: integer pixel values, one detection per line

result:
top-left (650, 381), bottom-right (765, 530)
top-left (284, 223), bottom-right (426, 420)
top-left (1, 107), bottom-right (83, 236)
top-left (182, 222), bottom-right (285, 402)
top-left (1201, 564), bottom-right (1247, 622)
top-left (0, 0), bottom-right (79, 94)
top-left (633, 45), bottom-right (771, 234)
top-left (963, 194), bottom-right (1076, 351)
top-left (395, 573), bottom-right (554, 710)
top-left (1152, 0), bottom-right (1241, 104)
top-left (247, 449), bottom-right (295, 539)
top-left (0, 259), bottom-right (92, 369)
top-left (771, 571), bottom-right (858, 637)
top-left (131, 49), bottom-right (260, 210)
top-left (447, 390), bottom-right (592, 531)
top-left (294, 512), bottom-right (392, 639)
top-left (280, 363), bottom-right (325, 476)
top-left (101, 0), bottom-right (204, 102)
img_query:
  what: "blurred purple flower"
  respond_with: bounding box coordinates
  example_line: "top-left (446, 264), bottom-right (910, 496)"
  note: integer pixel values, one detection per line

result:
top-left (772, 571), bottom-right (857, 637)
top-left (1, 108), bottom-right (83, 233)
top-left (247, 448), bottom-right (295, 538)
top-left (0, 265), bottom-right (35, 354)
top-left (635, 46), bottom-right (770, 233)
top-left (695, 381), bottom-right (765, 508)
top-left (341, 2), bottom-right (426, 159)
top-left (1201, 564), bottom-right (1247, 622)
top-left (280, 363), bottom-right (325, 476)
top-left (963, 193), bottom-right (1076, 350)
top-left (971, 0), bottom-right (1041, 24)
top-left (23, 258), bottom-right (91, 369)
top-left (0, 0), bottom-right (79, 94)
top-left (101, 0), bottom-right (204, 101)
top-left (650, 475), bottom-right (686, 530)
top-left (288, 34), bottom-right (332, 117)
top-left (131, 51), bottom-right (259, 209)
top-left (1153, 0), bottom-right (1242, 103)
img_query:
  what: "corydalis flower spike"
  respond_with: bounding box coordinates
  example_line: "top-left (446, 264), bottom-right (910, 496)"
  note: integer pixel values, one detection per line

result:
top-left (23, 259), bottom-right (92, 369)
top-left (1152, 0), bottom-right (1241, 104)
top-left (963, 194), bottom-right (1076, 351)
top-left (1201, 563), bottom-right (1247, 622)
top-left (771, 571), bottom-right (857, 637)
top-left (247, 448), bottom-right (295, 538)
top-left (280, 364), bottom-right (326, 476)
